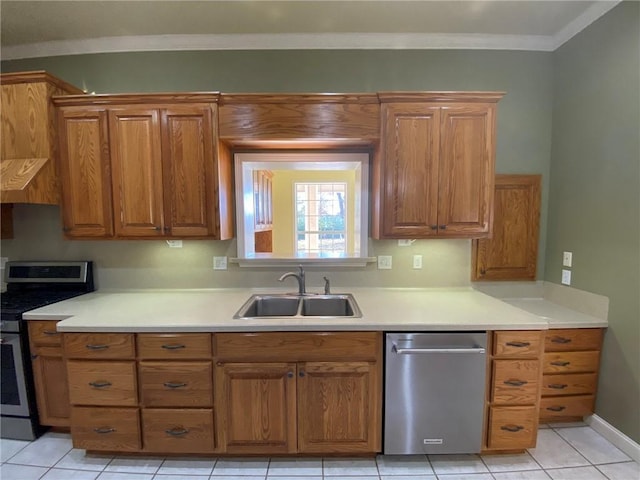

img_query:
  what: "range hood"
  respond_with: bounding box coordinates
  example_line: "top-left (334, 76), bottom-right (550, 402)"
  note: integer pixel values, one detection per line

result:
top-left (1, 157), bottom-right (59, 204)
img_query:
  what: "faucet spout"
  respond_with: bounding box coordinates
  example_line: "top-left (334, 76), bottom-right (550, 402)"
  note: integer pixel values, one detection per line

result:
top-left (278, 266), bottom-right (306, 295)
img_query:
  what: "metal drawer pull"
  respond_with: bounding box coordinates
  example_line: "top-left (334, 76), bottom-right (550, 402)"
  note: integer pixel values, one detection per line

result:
top-left (393, 346), bottom-right (486, 354)
top-left (548, 383), bottom-right (568, 389)
top-left (505, 341), bottom-right (530, 348)
top-left (504, 379), bottom-right (528, 387)
top-left (161, 344), bottom-right (186, 350)
top-left (89, 381), bottom-right (112, 388)
top-left (500, 425), bottom-right (524, 432)
top-left (165, 427), bottom-right (189, 436)
top-left (546, 405), bottom-right (566, 412)
top-left (93, 427), bottom-right (116, 434)
top-left (551, 337), bottom-right (572, 344)
top-left (86, 344), bottom-right (109, 350)
top-left (163, 382), bottom-right (187, 389)
top-left (550, 361), bottom-right (570, 367)
top-left (43, 330), bottom-right (59, 336)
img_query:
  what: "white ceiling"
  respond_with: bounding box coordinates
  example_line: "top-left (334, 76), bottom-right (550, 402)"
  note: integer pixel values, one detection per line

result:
top-left (0, 1), bottom-right (621, 60)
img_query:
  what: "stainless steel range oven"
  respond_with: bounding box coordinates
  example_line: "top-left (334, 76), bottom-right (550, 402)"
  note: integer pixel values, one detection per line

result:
top-left (0, 261), bottom-right (94, 440)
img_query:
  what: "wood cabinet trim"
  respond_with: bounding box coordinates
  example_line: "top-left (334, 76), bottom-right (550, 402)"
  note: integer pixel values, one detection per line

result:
top-left (221, 93), bottom-right (380, 104)
top-left (1, 71), bottom-right (84, 94)
top-left (53, 93), bottom-right (221, 107)
top-left (378, 91), bottom-right (505, 103)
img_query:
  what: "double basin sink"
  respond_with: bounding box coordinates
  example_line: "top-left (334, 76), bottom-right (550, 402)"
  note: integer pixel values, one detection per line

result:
top-left (234, 293), bottom-right (362, 319)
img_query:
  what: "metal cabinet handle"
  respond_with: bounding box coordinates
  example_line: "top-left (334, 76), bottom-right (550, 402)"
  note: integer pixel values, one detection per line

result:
top-left (480, 268), bottom-right (486, 275)
top-left (299, 371), bottom-right (305, 377)
top-left (504, 379), bottom-right (528, 387)
top-left (154, 226), bottom-right (162, 231)
top-left (546, 405), bottom-right (566, 412)
top-left (43, 330), bottom-right (59, 336)
top-left (161, 344), bottom-right (186, 350)
top-left (287, 371), bottom-right (294, 378)
top-left (163, 382), bottom-right (187, 389)
top-left (86, 344), bottom-right (109, 350)
top-left (93, 427), bottom-right (116, 434)
top-left (430, 225), bottom-right (438, 230)
top-left (550, 361), bottom-right (570, 367)
top-left (165, 427), bottom-right (189, 436)
top-left (89, 381), bottom-right (112, 388)
top-left (500, 425), bottom-right (524, 432)
top-left (548, 383), bottom-right (568, 390)
top-left (551, 337), bottom-right (572, 344)
top-left (506, 341), bottom-right (530, 348)
top-left (439, 225), bottom-right (447, 230)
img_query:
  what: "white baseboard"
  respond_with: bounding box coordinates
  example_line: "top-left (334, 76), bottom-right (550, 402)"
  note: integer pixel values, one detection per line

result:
top-left (586, 414), bottom-right (640, 463)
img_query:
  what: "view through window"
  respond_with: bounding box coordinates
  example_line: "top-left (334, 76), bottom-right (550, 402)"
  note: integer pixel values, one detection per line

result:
top-left (295, 182), bottom-right (347, 257)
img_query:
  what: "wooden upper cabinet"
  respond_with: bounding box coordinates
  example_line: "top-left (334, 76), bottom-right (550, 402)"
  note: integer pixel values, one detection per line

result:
top-left (381, 103), bottom-right (440, 237)
top-left (54, 93), bottom-right (233, 239)
top-left (374, 92), bottom-right (503, 239)
top-left (472, 175), bottom-right (541, 281)
top-left (109, 108), bottom-right (165, 236)
top-left (162, 107), bottom-right (216, 236)
top-left (58, 108), bottom-right (113, 237)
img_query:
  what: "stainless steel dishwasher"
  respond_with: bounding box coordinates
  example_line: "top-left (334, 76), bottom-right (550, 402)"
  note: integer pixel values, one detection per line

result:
top-left (384, 332), bottom-right (487, 454)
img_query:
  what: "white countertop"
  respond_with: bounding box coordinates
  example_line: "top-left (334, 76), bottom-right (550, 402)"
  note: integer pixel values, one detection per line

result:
top-left (501, 298), bottom-right (608, 329)
top-left (21, 287), bottom-right (564, 332)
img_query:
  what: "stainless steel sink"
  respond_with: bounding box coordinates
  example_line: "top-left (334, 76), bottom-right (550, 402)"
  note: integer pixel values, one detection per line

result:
top-left (234, 294), bottom-right (362, 319)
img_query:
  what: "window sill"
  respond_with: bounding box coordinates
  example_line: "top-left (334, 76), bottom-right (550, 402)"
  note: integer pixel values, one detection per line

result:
top-left (230, 257), bottom-right (377, 268)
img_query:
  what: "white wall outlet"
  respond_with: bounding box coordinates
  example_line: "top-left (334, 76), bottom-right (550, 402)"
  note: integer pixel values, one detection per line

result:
top-left (213, 256), bottom-right (228, 270)
top-left (561, 269), bottom-right (572, 285)
top-left (377, 255), bottom-right (392, 270)
top-left (166, 240), bottom-right (183, 248)
top-left (563, 251), bottom-right (573, 267)
top-left (413, 254), bottom-right (423, 269)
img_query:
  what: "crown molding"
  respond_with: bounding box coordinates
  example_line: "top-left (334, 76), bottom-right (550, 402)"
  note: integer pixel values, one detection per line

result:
top-left (0, 3), bottom-right (622, 61)
top-left (552, 1), bottom-right (621, 50)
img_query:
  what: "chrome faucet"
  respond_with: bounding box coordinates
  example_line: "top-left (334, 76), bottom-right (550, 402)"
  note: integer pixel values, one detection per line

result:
top-left (278, 265), bottom-right (306, 295)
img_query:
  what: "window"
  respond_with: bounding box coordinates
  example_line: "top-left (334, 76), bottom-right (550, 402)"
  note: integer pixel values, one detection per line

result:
top-left (234, 152), bottom-right (369, 265)
top-left (295, 182), bottom-right (347, 257)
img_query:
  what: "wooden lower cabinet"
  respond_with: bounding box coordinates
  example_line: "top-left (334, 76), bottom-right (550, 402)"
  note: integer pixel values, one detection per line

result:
top-left (215, 363), bottom-right (297, 454)
top-left (142, 409), bottom-right (215, 453)
top-left (28, 321), bottom-right (70, 427)
top-left (71, 407), bottom-right (141, 451)
top-left (298, 362), bottom-right (379, 453)
top-left (488, 406), bottom-right (538, 449)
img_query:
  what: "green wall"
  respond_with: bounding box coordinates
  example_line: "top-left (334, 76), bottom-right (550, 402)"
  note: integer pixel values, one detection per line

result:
top-left (2, 49), bottom-right (554, 278)
top-left (547, 2), bottom-right (640, 442)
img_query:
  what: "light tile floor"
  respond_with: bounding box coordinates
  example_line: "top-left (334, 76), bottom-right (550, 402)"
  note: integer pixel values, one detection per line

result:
top-left (1, 424), bottom-right (638, 480)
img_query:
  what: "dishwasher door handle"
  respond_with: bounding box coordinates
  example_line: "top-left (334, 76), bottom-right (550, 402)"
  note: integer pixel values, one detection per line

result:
top-left (392, 345), bottom-right (486, 354)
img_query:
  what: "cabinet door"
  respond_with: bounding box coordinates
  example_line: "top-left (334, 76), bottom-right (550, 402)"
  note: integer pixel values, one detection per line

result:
top-left (58, 108), bottom-right (113, 237)
top-left (439, 104), bottom-right (495, 236)
top-left (297, 361), bottom-right (381, 453)
top-left (472, 175), bottom-right (541, 280)
top-left (215, 363), bottom-right (297, 454)
top-left (109, 108), bottom-right (164, 236)
top-left (32, 355), bottom-right (70, 426)
top-left (381, 103), bottom-right (440, 237)
top-left (161, 106), bottom-right (216, 236)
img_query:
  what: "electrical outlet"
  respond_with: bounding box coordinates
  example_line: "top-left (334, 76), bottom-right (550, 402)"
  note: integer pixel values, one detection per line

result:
top-left (412, 255), bottom-right (423, 269)
top-left (213, 256), bottom-right (228, 270)
top-left (166, 240), bottom-right (183, 248)
top-left (377, 255), bottom-right (392, 270)
top-left (563, 251), bottom-right (573, 267)
top-left (561, 269), bottom-right (572, 285)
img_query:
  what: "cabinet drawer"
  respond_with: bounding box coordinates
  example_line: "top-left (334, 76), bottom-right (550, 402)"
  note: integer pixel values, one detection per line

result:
top-left (142, 408), bottom-right (214, 453)
top-left (139, 361), bottom-right (213, 407)
top-left (539, 395), bottom-right (595, 419)
top-left (71, 407), bottom-right (141, 451)
top-left (137, 334), bottom-right (212, 359)
top-left (29, 321), bottom-right (62, 347)
top-left (545, 329), bottom-right (603, 352)
top-left (492, 359), bottom-right (540, 405)
top-left (541, 373), bottom-right (598, 397)
top-left (493, 331), bottom-right (543, 357)
top-left (216, 332), bottom-right (381, 362)
top-left (67, 360), bottom-right (137, 406)
top-left (488, 406), bottom-right (538, 449)
top-left (64, 333), bottom-right (135, 359)
top-left (543, 351), bottom-right (600, 374)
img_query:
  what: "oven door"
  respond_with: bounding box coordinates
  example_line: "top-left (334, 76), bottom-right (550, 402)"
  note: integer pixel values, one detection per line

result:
top-left (1, 333), bottom-right (31, 417)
